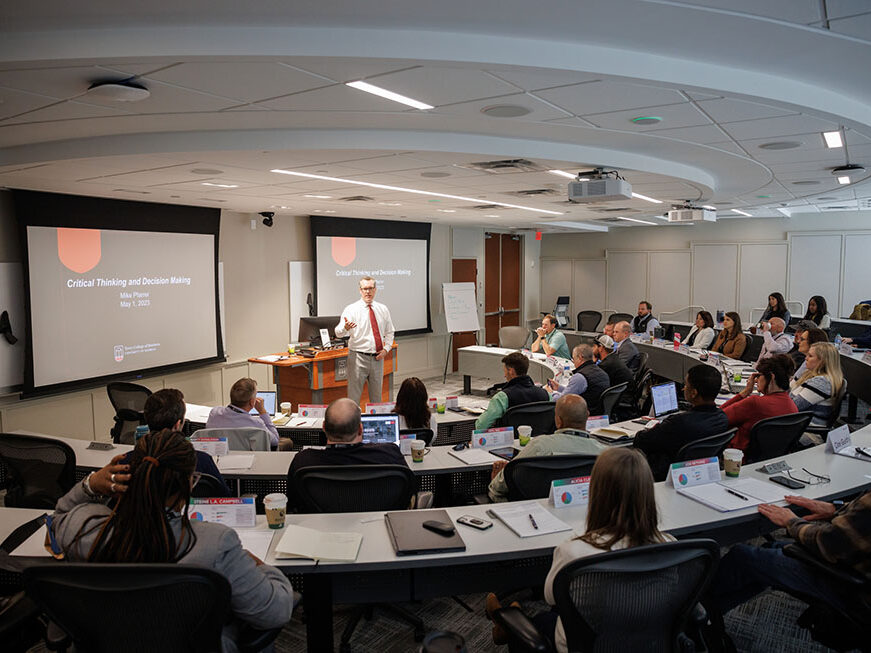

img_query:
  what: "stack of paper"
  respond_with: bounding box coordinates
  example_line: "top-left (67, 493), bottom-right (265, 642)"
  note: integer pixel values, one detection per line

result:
top-left (275, 525), bottom-right (362, 561)
top-left (591, 427), bottom-right (634, 442)
top-left (215, 454), bottom-right (255, 471)
top-left (486, 501), bottom-right (572, 538)
top-left (678, 478), bottom-right (786, 512)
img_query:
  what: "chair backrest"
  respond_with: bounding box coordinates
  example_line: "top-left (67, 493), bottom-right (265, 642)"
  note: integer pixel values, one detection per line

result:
top-left (106, 382), bottom-right (152, 444)
top-left (576, 310), bottom-right (602, 332)
top-left (600, 382), bottom-right (629, 419)
top-left (742, 333), bottom-right (763, 363)
top-left (504, 454), bottom-right (598, 501)
top-left (291, 464), bottom-right (415, 513)
top-left (608, 312), bottom-right (634, 325)
top-left (400, 428), bottom-right (434, 446)
top-left (190, 473), bottom-right (228, 498)
top-left (823, 380), bottom-right (848, 429)
top-left (633, 351), bottom-right (650, 381)
top-left (0, 433), bottom-right (76, 509)
top-left (501, 401), bottom-right (556, 437)
top-left (553, 538), bottom-right (719, 652)
top-left (675, 427), bottom-right (738, 462)
top-left (24, 563), bottom-right (231, 653)
top-left (498, 325), bottom-right (529, 349)
top-left (746, 411), bottom-right (814, 462)
top-left (191, 427), bottom-right (270, 451)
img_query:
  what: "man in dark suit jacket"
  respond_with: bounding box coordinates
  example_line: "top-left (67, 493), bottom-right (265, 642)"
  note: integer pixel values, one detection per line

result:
top-left (634, 364), bottom-right (729, 481)
top-left (593, 334), bottom-right (634, 388)
top-left (613, 321), bottom-right (641, 371)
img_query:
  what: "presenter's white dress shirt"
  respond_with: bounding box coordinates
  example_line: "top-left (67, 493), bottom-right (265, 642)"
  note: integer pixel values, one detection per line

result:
top-left (335, 299), bottom-right (395, 353)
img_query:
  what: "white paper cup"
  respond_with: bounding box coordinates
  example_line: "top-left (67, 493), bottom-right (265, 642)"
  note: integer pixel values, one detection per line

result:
top-left (723, 448), bottom-right (744, 477)
top-left (279, 402), bottom-right (291, 414)
top-left (411, 439), bottom-right (426, 462)
top-left (518, 425), bottom-right (532, 445)
top-left (263, 493), bottom-right (287, 529)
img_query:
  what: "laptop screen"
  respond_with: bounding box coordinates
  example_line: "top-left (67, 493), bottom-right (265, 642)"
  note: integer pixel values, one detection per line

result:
top-left (249, 391), bottom-right (276, 416)
top-left (651, 382), bottom-right (679, 418)
top-left (361, 413), bottom-right (400, 445)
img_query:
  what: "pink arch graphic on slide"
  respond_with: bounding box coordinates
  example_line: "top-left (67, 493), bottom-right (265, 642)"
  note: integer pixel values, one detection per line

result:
top-left (57, 228), bottom-right (102, 273)
top-left (331, 237), bottom-right (356, 267)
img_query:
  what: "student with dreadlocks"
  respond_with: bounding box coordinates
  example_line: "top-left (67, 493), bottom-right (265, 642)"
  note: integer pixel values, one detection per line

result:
top-left (49, 430), bottom-right (294, 651)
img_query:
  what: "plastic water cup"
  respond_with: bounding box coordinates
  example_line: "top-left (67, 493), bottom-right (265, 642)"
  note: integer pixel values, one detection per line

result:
top-left (279, 402), bottom-right (291, 415)
top-left (411, 439), bottom-right (426, 462)
top-left (518, 425), bottom-right (532, 446)
top-left (437, 400), bottom-right (446, 414)
top-left (263, 493), bottom-right (287, 529)
top-left (723, 449), bottom-right (744, 477)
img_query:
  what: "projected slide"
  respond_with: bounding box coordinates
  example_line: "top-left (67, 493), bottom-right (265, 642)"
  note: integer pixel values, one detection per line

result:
top-left (316, 236), bottom-right (428, 332)
top-left (27, 226), bottom-right (218, 389)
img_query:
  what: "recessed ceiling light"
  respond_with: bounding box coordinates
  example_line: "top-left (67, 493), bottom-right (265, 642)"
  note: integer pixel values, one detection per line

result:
top-left (270, 168), bottom-right (564, 215)
top-left (190, 168), bottom-right (224, 175)
top-left (617, 216), bottom-right (658, 225)
top-left (378, 202), bottom-right (402, 206)
top-left (758, 141), bottom-right (803, 150)
top-left (731, 208), bottom-right (752, 217)
top-left (486, 214), bottom-right (500, 218)
top-left (345, 80), bottom-right (433, 110)
top-left (421, 171), bottom-right (451, 178)
top-left (548, 170), bottom-right (577, 180)
top-left (822, 131), bottom-right (843, 148)
top-left (791, 181), bottom-right (820, 186)
top-left (838, 176), bottom-right (851, 185)
top-left (87, 80), bottom-right (150, 102)
top-left (631, 116), bottom-right (662, 125)
top-left (437, 209), bottom-right (456, 213)
top-left (201, 182), bottom-right (238, 188)
top-left (304, 194), bottom-right (332, 199)
top-left (480, 104), bottom-right (532, 118)
top-left (632, 192), bottom-right (663, 204)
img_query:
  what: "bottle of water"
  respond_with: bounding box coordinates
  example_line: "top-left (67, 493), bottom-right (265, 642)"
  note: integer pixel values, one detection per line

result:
top-left (134, 424), bottom-right (150, 441)
top-left (834, 333), bottom-right (842, 348)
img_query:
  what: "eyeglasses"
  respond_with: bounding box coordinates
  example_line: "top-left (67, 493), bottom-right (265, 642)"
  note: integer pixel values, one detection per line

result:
top-left (787, 468), bottom-right (830, 485)
top-left (360, 286), bottom-right (376, 292)
top-left (190, 471), bottom-right (202, 488)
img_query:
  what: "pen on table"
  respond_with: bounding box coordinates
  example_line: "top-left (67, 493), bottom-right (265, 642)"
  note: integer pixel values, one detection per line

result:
top-left (528, 513), bottom-right (539, 530)
top-left (725, 488), bottom-right (749, 501)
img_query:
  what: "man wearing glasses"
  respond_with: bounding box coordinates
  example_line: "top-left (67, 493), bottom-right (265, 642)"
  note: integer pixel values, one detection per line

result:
top-left (335, 276), bottom-right (395, 404)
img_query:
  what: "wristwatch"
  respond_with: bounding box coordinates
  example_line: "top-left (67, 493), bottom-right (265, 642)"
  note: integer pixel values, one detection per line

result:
top-left (82, 471), bottom-right (101, 499)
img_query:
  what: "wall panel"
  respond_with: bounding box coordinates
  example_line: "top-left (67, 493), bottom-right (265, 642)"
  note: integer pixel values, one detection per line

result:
top-left (691, 244), bottom-right (738, 314)
top-left (649, 251), bottom-right (691, 315)
top-left (606, 251), bottom-right (648, 314)
top-left (539, 259), bottom-right (572, 317)
top-left (788, 234), bottom-right (841, 316)
top-left (572, 260), bottom-right (607, 318)
top-left (738, 242), bottom-right (788, 322)
top-left (841, 234), bottom-right (871, 317)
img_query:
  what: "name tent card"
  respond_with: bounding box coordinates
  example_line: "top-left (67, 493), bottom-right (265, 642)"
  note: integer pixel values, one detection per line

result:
top-left (298, 404), bottom-right (326, 418)
top-left (586, 415), bottom-right (609, 431)
top-left (399, 433), bottom-right (416, 455)
top-left (189, 437), bottom-right (229, 457)
top-left (445, 396), bottom-right (459, 409)
top-left (827, 424), bottom-right (852, 454)
top-left (365, 402), bottom-right (395, 414)
top-left (189, 497), bottom-right (256, 528)
top-left (428, 397), bottom-right (438, 410)
top-left (550, 476), bottom-right (591, 509)
top-left (472, 427), bottom-right (514, 449)
top-left (319, 328), bottom-right (331, 347)
top-left (862, 351), bottom-right (871, 365)
top-left (667, 457), bottom-right (721, 488)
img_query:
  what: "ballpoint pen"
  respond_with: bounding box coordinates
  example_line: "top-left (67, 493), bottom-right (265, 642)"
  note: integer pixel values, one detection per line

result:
top-left (725, 488), bottom-right (749, 501)
top-left (528, 514), bottom-right (539, 530)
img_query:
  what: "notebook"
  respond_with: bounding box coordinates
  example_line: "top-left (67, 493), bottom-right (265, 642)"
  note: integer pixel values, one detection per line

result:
top-left (385, 510), bottom-right (466, 556)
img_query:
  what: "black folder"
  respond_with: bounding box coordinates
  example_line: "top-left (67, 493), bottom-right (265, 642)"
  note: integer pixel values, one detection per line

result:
top-left (384, 510), bottom-right (466, 556)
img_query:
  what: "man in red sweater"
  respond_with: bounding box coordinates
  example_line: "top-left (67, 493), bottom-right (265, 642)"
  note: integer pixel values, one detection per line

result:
top-left (721, 354), bottom-right (797, 451)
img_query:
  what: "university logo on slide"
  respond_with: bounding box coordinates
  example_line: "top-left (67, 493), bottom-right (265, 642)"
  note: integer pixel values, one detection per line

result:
top-left (331, 237), bottom-right (356, 267)
top-left (57, 228), bottom-right (102, 274)
top-left (113, 345), bottom-right (124, 362)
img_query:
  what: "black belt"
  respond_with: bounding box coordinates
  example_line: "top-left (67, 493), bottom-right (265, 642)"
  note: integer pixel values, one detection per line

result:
top-left (352, 350), bottom-right (378, 357)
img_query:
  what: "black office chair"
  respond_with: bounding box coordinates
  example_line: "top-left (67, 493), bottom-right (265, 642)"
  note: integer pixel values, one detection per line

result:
top-left (675, 427), bottom-right (738, 462)
top-left (741, 334), bottom-right (763, 363)
top-left (400, 428), bottom-right (434, 446)
top-left (106, 382), bottom-right (152, 444)
top-left (633, 351), bottom-right (650, 381)
top-left (501, 401), bottom-right (556, 437)
top-left (0, 433), bottom-right (76, 509)
top-left (576, 310), bottom-right (602, 332)
top-left (290, 464), bottom-right (422, 651)
top-left (745, 411), bottom-right (814, 463)
top-left (600, 382), bottom-right (629, 420)
top-left (618, 368), bottom-right (653, 419)
top-left (190, 473), bottom-right (230, 498)
top-left (782, 543), bottom-right (871, 652)
top-left (492, 538), bottom-right (719, 652)
top-left (504, 454), bottom-right (598, 501)
top-left (24, 564), bottom-right (231, 653)
top-left (608, 312), bottom-right (634, 325)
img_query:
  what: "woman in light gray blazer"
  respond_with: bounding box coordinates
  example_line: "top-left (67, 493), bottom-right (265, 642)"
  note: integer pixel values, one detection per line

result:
top-left (685, 310), bottom-right (716, 350)
top-left (50, 430), bottom-right (295, 652)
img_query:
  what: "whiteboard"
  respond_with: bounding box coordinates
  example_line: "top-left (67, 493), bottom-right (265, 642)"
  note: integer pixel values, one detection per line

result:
top-left (442, 282), bottom-right (480, 333)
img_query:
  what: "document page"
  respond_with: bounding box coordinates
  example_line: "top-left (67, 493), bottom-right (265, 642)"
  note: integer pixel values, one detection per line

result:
top-left (447, 448), bottom-right (499, 465)
top-left (487, 501), bottom-right (572, 538)
top-left (275, 524), bottom-right (362, 561)
top-left (215, 454), bottom-right (255, 471)
top-left (235, 529), bottom-right (274, 561)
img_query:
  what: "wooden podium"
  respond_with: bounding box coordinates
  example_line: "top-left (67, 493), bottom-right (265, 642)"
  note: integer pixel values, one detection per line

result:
top-left (248, 345), bottom-right (397, 408)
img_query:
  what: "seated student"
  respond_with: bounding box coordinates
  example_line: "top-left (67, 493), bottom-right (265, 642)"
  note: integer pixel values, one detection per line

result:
top-left (721, 354), bottom-right (798, 451)
top-left (791, 327), bottom-right (828, 377)
top-left (593, 334), bottom-right (633, 388)
top-left (485, 447), bottom-right (673, 652)
top-left (789, 342), bottom-right (845, 428)
top-left (612, 321), bottom-right (641, 371)
top-left (755, 317), bottom-right (792, 364)
top-left (475, 352), bottom-right (549, 430)
top-left (487, 395), bottom-right (605, 502)
top-left (546, 344), bottom-right (610, 414)
top-left (143, 388), bottom-right (230, 497)
top-left (706, 491), bottom-right (871, 642)
top-left (49, 431), bottom-right (295, 650)
top-left (710, 312), bottom-right (747, 360)
top-left (843, 326), bottom-right (871, 349)
top-left (602, 322), bottom-right (616, 340)
top-left (759, 291), bottom-right (792, 326)
top-left (287, 398), bottom-right (405, 482)
top-left (685, 311), bottom-right (716, 349)
top-left (634, 365), bottom-right (729, 481)
top-left (788, 320), bottom-right (821, 368)
top-left (393, 376), bottom-right (438, 433)
top-left (803, 295), bottom-right (831, 330)
top-left (532, 314), bottom-right (570, 359)
top-left (631, 300), bottom-right (660, 336)
top-left (206, 378), bottom-right (290, 450)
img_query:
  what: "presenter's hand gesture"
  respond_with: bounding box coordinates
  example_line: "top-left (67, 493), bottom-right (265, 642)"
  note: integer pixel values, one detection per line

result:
top-left (785, 495), bottom-right (836, 521)
top-left (343, 317), bottom-right (357, 330)
top-left (757, 502), bottom-right (797, 527)
top-left (91, 455), bottom-right (132, 496)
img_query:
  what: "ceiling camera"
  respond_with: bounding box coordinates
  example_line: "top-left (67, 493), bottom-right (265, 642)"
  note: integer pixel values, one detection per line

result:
top-left (259, 211), bottom-right (274, 227)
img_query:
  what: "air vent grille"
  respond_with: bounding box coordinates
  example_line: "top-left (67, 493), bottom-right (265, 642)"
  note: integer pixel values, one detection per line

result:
top-left (505, 188), bottom-right (561, 197)
top-left (340, 195), bottom-right (375, 202)
top-left (462, 159), bottom-right (544, 174)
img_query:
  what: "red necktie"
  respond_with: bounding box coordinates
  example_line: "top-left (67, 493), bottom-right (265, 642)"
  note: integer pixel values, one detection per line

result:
top-left (368, 304), bottom-right (383, 353)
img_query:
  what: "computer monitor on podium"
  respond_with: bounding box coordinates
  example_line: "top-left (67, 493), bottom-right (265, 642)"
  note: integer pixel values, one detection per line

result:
top-left (298, 316), bottom-right (342, 345)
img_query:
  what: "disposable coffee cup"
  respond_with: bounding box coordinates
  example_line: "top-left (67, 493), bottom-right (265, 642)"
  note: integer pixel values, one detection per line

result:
top-left (263, 493), bottom-right (287, 529)
top-left (723, 448), bottom-right (743, 477)
top-left (279, 401), bottom-right (291, 415)
top-left (411, 439), bottom-right (426, 462)
top-left (518, 425), bottom-right (532, 446)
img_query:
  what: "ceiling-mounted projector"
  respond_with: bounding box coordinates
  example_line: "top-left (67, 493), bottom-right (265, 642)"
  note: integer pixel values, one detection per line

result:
top-left (567, 168), bottom-right (633, 203)
top-left (667, 207), bottom-right (716, 223)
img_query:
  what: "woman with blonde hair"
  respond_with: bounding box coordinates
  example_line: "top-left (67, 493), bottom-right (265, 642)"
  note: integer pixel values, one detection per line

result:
top-left (789, 342), bottom-right (845, 428)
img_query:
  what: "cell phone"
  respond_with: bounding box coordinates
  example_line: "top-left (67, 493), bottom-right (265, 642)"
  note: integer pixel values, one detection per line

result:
top-left (422, 520), bottom-right (456, 536)
top-left (86, 441), bottom-right (116, 450)
top-left (457, 515), bottom-right (493, 530)
top-left (770, 475), bottom-right (805, 489)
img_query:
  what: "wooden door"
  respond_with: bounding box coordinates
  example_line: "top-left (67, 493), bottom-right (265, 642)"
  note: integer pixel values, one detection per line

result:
top-left (451, 258), bottom-right (478, 371)
top-left (484, 233), bottom-right (522, 345)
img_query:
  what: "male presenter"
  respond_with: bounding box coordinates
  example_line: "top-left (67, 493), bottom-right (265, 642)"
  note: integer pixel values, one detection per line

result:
top-left (335, 276), bottom-right (395, 404)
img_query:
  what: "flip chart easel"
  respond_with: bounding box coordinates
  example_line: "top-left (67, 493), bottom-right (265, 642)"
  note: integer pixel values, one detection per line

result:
top-left (442, 282), bottom-right (480, 382)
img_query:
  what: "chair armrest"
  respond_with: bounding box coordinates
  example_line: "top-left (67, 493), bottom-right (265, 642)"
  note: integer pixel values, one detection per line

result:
top-left (236, 623), bottom-right (283, 653)
top-left (783, 544), bottom-right (865, 587)
top-left (492, 606), bottom-right (552, 653)
top-left (44, 620), bottom-right (72, 652)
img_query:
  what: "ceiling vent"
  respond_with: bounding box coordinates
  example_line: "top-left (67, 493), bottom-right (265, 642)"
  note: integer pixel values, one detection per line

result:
top-left (858, 198), bottom-right (871, 210)
top-left (588, 206), bottom-right (634, 213)
top-left (505, 188), bottom-right (561, 197)
top-left (340, 195), bottom-right (375, 202)
top-left (462, 159), bottom-right (545, 174)
top-left (471, 204), bottom-right (514, 210)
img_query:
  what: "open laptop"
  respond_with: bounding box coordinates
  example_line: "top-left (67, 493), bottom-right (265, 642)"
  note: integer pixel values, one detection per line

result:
top-left (361, 413), bottom-right (400, 445)
top-left (651, 382), bottom-right (680, 418)
top-left (249, 390), bottom-right (276, 416)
